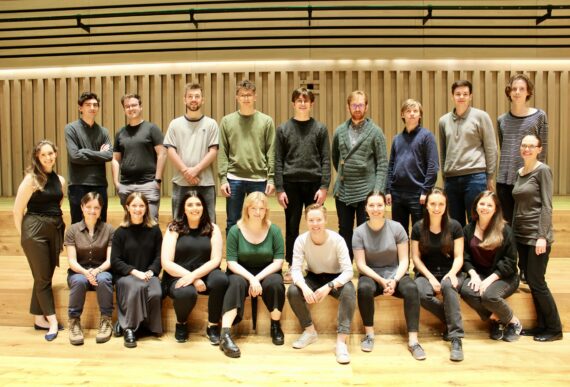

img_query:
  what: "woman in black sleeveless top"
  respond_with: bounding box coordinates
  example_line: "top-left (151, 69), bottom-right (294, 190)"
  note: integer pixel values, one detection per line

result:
top-left (13, 140), bottom-right (66, 341)
top-left (161, 191), bottom-right (228, 344)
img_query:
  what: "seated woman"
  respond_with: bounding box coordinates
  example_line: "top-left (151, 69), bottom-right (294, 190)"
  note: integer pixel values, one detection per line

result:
top-left (65, 192), bottom-right (114, 345)
top-left (111, 192), bottom-right (163, 348)
top-left (219, 192), bottom-right (285, 358)
top-left (161, 191), bottom-right (228, 344)
top-left (460, 190), bottom-right (522, 342)
top-left (411, 188), bottom-right (465, 362)
top-left (354, 192), bottom-right (425, 360)
top-left (287, 204), bottom-right (356, 365)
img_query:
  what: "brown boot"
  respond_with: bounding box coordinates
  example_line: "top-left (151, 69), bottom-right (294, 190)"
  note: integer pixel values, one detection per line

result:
top-left (96, 315), bottom-right (113, 344)
top-left (69, 317), bottom-right (84, 346)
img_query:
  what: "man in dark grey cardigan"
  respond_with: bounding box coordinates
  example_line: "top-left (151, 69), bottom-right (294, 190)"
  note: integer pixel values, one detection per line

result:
top-left (332, 90), bottom-right (388, 260)
top-left (275, 87), bottom-right (331, 281)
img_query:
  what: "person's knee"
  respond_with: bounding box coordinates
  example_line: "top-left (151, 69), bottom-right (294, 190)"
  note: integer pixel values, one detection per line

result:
top-left (481, 292), bottom-right (500, 305)
top-left (69, 275), bottom-right (89, 290)
top-left (286, 284), bottom-right (302, 301)
top-left (357, 280), bottom-right (375, 299)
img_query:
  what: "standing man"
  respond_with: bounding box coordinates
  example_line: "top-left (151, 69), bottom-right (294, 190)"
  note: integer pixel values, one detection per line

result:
top-left (112, 94), bottom-right (166, 221)
top-left (386, 99), bottom-right (439, 233)
top-left (65, 91), bottom-right (112, 224)
top-left (218, 79), bottom-right (276, 233)
top-left (275, 87), bottom-right (331, 281)
top-left (332, 90), bottom-right (388, 260)
top-left (164, 83), bottom-right (219, 222)
top-left (439, 80), bottom-right (497, 227)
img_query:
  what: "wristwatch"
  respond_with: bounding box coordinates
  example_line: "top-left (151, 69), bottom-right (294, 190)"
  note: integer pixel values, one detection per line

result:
top-left (327, 281), bottom-right (335, 289)
top-left (154, 178), bottom-right (162, 183)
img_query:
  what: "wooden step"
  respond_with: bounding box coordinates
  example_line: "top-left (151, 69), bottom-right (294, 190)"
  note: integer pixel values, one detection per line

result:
top-left (1, 255), bottom-right (568, 335)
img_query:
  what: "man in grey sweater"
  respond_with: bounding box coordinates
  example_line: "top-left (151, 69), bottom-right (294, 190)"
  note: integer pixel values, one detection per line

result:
top-left (439, 80), bottom-right (497, 227)
top-left (274, 87), bottom-right (331, 281)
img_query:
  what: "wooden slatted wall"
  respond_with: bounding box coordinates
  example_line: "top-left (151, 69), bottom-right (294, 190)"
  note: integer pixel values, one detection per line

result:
top-left (1, 61), bottom-right (569, 196)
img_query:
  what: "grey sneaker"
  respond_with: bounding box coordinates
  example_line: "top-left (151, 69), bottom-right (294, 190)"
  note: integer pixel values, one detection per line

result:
top-left (360, 334), bottom-right (375, 352)
top-left (335, 342), bottom-right (350, 364)
top-left (68, 317), bottom-right (84, 346)
top-left (450, 338), bottom-right (464, 362)
top-left (489, 320), bottom-right (504, 340)
top-left (502, 321), bottom-right (522, 342)
top-left (292, 331), bottom-right (318, 349)
top-left (408, 343), bottom-right (427, 360)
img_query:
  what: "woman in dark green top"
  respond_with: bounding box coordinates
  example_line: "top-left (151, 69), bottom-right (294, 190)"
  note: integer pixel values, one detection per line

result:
top-left (219, 192), bottom-right (285, 358)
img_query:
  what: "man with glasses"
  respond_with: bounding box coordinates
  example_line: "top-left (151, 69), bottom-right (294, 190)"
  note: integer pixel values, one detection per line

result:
top-left (275, 87), bottom-right (331, 282)
top-left (112, 94), bottom-right (166, 221)
top-left (332, 90), bottom-right (388, 260)
top-left (439, 80), bottom-right (497, 226)
top-left (218, 79), bottom-right (276, 234)
top-left (164, 83), bottom-right (219, 222)
top-left (65, 91), bottom-right (113, 224)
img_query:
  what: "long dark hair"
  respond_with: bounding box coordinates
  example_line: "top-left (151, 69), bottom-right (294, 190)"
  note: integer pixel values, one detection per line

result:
top-left (471, 190), bottom-right (505, 250)
top-left (168, 191), bottom-right (213, 237)
top-left (420, 187), bottom-right (452, 256)
top-left (27, 139), bottom-right (57, 191)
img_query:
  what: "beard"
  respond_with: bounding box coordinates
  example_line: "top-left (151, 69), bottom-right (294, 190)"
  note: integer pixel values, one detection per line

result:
top-left (186, 103), bottom-right (200, 112)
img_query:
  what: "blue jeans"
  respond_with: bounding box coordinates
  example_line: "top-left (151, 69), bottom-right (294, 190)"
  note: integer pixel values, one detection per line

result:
top-left (390, 190), bottom-right (424, 234)
top-left (225, 179), bottom-right (266, 234)
top-left (67, 271), bottom-right (114, 318)
top-left (444, 172), bottom-right (487, 227)
top-left (68, 185), bottom-right (108, 224)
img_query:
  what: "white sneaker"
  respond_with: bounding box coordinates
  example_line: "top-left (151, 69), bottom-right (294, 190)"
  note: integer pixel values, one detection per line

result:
top-left (292, 331), bottom-right (318, 349)
top-left (335, 342), bottom-right (350, 364)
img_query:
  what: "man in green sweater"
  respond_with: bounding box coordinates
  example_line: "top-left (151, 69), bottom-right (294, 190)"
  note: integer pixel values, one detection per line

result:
top-left (218, 80), bottom-right (276, 234)
top-left (332, 90), bottom-right (388, 260)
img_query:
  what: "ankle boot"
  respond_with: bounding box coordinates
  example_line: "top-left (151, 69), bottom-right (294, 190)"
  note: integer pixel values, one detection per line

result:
top-left (219, 327), bottom-right (241, 358)
top-left (270, 320), bottom-right (284, 345)
top-left (68, 317), bottom-right (84, 346)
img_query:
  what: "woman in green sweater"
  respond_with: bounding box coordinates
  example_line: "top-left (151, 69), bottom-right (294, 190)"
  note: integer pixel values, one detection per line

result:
top-left (219, 192), bottom-right (285, 358)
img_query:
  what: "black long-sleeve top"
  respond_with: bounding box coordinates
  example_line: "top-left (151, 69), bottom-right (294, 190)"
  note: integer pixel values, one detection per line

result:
top-left (111, 224), bottom-right (162, 280)
top-left (462, 222), bottom-right (518, 279)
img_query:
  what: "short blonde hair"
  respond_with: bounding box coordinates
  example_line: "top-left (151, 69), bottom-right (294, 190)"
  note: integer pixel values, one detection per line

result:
top-left (400, 98), bottom-right (423, 124)
top-left (347, 90), bottom-right (368, 106)
top-left (304, 203), bottom-right (327, 219)
top-left (239, 191), bottom-right (270, 226)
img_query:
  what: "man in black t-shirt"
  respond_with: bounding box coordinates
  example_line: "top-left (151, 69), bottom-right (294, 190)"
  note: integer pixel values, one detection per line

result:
top-left (112, 94), bottom-right (166, 221)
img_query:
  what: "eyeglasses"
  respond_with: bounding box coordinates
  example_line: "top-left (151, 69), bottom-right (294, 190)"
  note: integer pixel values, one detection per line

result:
top-left (520, 144), bottom-right (539, 150)
top-left (124, 104), bottom-right (139, 109)
top-left (238, 94), bottom-right (254, 100)
top-left (350, 103), bottom-right (365, 110)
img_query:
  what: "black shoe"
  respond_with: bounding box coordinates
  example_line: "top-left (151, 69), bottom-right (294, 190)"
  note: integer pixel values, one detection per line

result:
top-left (534, 331), bottom-right (563, 342)
top-left (489, 320), bottom-right (504, 341)
top-left (450, 338), bottom-right (464, 362)
top-left (502, 322), bottom-right (522, 342)
top-left (219, 328), bottom-right (240, 358)
top-left (124, 329), bottom-right (137, 348)
top-left (114, 321), bottom-right (124, 337)
top-left (206, 325), bottom-right (221, 345)
top-left (34, 323), bottom-right (64, 331)
top-left (442, 330), bottom-right (451, 342)
top-left (175, 323), bottom-right (188, 343)
top-left (521, 327), bottom-right (545, 336)
top-left (270, 320), bottom-right (284, 346)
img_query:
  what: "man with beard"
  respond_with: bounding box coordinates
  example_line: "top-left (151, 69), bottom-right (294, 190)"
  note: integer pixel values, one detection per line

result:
top-left (164, 83), bottom-right (219, 221)
top-left (331, 90), bottom-right (388, 260)
top-left (112, 94), bottom-right (166, 221)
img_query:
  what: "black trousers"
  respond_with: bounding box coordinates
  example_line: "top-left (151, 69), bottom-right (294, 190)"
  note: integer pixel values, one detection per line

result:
top-left (496, 183), bottom-right (515, 225)
top-left (335, 198), bottom-right (367, 260)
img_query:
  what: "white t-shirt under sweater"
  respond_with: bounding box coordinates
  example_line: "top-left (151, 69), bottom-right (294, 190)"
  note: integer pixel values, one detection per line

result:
top-left (291, 229), bottom-right (353, 286)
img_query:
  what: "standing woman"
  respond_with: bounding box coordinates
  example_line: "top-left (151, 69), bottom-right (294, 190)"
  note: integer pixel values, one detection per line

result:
top-left (512, 134), bottom-right (562, 342)
top-left (219, 192), bottom-right (285, 358)
top-left (13, 140), bottom-right (66, 341)
top-left (460, 191), bottom-right (522, 342)
top-left (497, 73), bottom-right (548, 225)
top-left (354, 192), bottom-right (425, 360)
top-left (411, 188), bottom-right (465, 362)
top-left (65, 192), bottom-right (115, 345)
top-left (111, 192), bottom-right (163, 348)
top-left (161, 191), bottom-right (228, 344)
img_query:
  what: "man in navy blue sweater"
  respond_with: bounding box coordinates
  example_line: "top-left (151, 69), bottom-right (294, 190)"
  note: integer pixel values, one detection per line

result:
top-left (386, 99), bottom-right (439, 233)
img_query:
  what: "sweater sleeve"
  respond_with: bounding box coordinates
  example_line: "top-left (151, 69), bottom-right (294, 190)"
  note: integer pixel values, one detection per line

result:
top-left (110, 228), bottom-right (135, 277)
top-left (291, 235), bottom-right (306, 286)
top-left (270, 225), bottom-right (285, 260)
top-left (265, 118), bottom-right (276, 185)
top-left (537, 166), bottom-right (554, 240)
top-left (274, 125), bottom-right (285, 192)
top-left (422, 131), bottom-right (440, 194)
top-left (438, 118), bottom-right (447, 178)
top-left (217, 117), bottom-right (230, 185)
top-left (537, 111), bottom-right (549, 163)
top-left (148, 226), bottom-right (163, 275)
top-left (331, 129), bottom-right (340, 172)
top-left (225, 225), bottom-right (239, 262)
top-left (462, 223), bottom-right (476, 273)
top-left (319, 125), bottom-right (332, 190)
top-left (480, 111), bottom-right (498, 177)
top-left (334, 235), bottom-right (354, 285)
top-left (65, 124), bottom-right (112, 165)
top-left (385, 139), bottom-right (396, 194)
